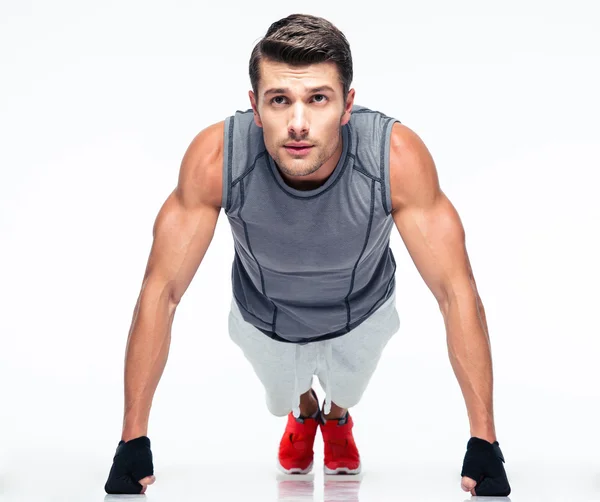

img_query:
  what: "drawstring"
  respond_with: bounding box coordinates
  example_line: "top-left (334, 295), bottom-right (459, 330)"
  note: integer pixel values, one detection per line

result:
top-left (291, 340), bottom-right (333, 418)
top-left (323, 341), bottom-right (333, 416)
top-left (291, 344), bottom-right (301, 418)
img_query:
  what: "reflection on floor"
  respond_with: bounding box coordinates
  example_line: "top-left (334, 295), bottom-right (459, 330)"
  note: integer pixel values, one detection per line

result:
top-left (277, 472), bottom-right (364, 501)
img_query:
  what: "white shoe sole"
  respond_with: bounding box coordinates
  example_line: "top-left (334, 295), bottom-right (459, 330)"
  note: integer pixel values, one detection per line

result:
top-left (324, 462), bottom-right (362, 475)
top-left (277, 460), bottom-right (314, 475)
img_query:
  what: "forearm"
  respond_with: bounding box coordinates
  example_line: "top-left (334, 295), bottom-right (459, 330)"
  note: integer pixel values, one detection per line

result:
top-left (442, 287), bottom-right (496, 442)
top-left (121, 278), bottom-right (176, 441)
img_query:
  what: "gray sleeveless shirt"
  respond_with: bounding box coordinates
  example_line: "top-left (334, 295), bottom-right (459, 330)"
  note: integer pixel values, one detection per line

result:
top-left (222, 105), bottom-right (400, 344)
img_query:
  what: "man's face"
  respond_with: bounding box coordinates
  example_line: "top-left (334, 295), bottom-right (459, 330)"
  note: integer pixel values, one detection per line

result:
top-left (249, 59), bottom-right (354, 179)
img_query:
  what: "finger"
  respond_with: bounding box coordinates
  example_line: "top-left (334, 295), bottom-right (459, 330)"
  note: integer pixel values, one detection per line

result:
top-left (461, 476), bottom-right (477, 492)
top-left (131, 463), bottom-right (154, 484)
top-left (139, 475), bottom-right (156, 486)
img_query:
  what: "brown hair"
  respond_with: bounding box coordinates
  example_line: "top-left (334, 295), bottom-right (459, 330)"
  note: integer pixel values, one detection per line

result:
top-left (249, 14), bottom-right (353, 101)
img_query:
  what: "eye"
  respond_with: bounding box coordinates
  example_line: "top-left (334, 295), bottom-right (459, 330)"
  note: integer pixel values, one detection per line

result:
top-left (271, 96), bottom-right (287, 105)
top-left (313, 94), bottom-right (328, 103)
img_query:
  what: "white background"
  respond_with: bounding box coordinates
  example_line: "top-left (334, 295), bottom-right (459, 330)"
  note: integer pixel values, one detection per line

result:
top-left (1, 1), bottom-right (599, 501)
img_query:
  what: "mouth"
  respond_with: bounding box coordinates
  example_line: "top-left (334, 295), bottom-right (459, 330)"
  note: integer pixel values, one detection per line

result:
top-left (284, 145), bottom-right (313, 156)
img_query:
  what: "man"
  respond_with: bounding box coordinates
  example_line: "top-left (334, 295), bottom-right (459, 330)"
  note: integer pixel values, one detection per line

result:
top-left (105, 13), bottom-right (511, 497)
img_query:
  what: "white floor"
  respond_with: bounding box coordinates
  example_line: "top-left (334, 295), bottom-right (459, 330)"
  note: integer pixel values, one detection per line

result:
top-left (1, 439), bottom-right (599, 502)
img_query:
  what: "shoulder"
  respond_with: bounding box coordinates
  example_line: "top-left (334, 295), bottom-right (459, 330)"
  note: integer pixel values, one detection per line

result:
top-left (177, 120), bottom-right (225, 209)
top-left (389, 122), bottom-right (440, 213)
top-left (348, 104), bottom-right (395, 126)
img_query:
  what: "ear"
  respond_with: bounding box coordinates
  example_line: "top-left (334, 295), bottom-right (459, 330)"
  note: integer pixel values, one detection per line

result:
top-left (340, 88), bottom-right (355, 126)
top-left (248, 90), bottom-right (263, 128)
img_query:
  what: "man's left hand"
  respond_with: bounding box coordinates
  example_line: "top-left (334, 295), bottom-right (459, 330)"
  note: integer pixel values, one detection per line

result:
top-left (460, 437), bottom-right (511, 496)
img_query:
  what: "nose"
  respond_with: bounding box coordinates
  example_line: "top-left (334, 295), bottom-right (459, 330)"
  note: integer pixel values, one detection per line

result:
top-left (288, 103), bottom-right (309, 138)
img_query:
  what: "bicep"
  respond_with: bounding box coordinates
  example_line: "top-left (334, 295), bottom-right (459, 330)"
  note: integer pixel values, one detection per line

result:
top-left (145, 189), bottom-right (220, 304)
top-left (392, 192), bottom-right (472, 307)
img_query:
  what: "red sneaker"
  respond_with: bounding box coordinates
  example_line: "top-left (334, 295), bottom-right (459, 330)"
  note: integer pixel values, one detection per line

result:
top-left (320, 412), bottom-right (361, 475)
top-left (277, 408), bottom-right (320, 474)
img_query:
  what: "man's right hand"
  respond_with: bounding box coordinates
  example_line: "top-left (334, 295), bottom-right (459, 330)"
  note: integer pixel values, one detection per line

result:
top-left (104, 436), bottom-right (156, 494)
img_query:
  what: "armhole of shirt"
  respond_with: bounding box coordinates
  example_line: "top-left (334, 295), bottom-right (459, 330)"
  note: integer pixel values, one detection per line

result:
top-left (222, 115), bottom-right (233, 212)
top-left (382, 116), bottom-right (400, 216)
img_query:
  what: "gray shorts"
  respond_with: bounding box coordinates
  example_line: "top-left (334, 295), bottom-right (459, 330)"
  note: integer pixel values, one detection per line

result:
top-left (228, 291), bottom-right (400, 417)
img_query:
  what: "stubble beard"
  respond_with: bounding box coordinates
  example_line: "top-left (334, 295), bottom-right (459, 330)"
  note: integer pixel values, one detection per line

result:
top-left (274, 152), bottom-right (325, 177)
top-left (274, 137), bottom-right (340, 177)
